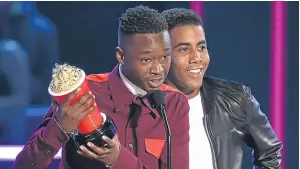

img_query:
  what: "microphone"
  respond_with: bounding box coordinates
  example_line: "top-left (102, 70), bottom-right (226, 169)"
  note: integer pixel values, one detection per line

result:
top-left (147, 90), bottom-right (171, 169)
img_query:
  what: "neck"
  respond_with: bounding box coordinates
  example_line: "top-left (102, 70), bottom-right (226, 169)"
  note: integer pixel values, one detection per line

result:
top-left (121, 69), bottom-right (140, 89)
top-left (164, 80), bottom-right (200, 99)
top-left (119, 65), bottom-right (148, 96)
top-left (186, 89), bottom-right (200, 99)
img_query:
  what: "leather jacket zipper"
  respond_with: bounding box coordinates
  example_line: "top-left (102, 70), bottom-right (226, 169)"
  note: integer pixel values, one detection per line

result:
top-left (203, 114), bottom-right (218, 169)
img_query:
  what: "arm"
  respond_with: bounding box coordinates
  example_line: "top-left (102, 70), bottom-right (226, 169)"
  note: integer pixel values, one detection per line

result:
top-left (159, 92), bottom-right (190, 169)
top-left (15, 89), bottom-right (96, 169)
top-left (13, 107), bottom-right (69, 169)
top-left (242, 87), bottom-right (283, 169)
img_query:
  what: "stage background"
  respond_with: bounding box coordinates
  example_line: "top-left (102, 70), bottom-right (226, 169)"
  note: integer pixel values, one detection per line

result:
top-left (0, 1), bottom-right (298, 169)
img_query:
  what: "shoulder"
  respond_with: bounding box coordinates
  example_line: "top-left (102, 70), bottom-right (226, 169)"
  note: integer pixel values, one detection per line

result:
top-left (203, 76), bottom-right (249, 94)
top-left (160, 84), bottom-right (186, 97)
top-left (86, 73), bottom-right (110, 83)
top-left (160, 84), bottom-right (189, 114)
top-left (160, 84), bottom-right (187, 103)
top-left (203, 76), bottom-right (255, 122)
top-left (86, 73), bottom-right (110, 92)
top-left (203, 76), bottom-right (253, 103)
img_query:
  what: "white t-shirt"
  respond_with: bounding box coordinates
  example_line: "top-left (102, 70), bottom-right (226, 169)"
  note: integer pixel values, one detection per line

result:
top-left (188, 93), bottom-right (214, 169)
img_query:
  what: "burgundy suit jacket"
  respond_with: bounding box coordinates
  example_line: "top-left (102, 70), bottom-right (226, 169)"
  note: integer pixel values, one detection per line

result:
top-left (13, 65), bottom-right (190, 169)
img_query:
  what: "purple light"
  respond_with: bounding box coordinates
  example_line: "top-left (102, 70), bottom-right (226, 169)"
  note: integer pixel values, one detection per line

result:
top-left (270, 1), bottom-right (286, 169)
top-left (190, 1), bottom-right (204, 18)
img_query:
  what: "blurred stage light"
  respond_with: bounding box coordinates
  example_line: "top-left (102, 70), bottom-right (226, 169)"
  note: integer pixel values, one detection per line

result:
top-left (0, 145), bottom-right (62, 160)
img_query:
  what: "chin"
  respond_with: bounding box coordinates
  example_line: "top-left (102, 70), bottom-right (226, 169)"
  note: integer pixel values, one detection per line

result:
top-left (188, 79), bottom-right (202, 89)
top-left (145, 85), bottom-right (160, 92)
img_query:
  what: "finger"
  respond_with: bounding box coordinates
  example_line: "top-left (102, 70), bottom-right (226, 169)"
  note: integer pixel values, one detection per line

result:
top-left (51, 104), bottom-right (58, 113)
top-left (102, 135), bottom-right (115, 149)
top-left (77, 150), bottom-right (86, 157)
top-left (63, 88), bottom-right (81, 105)
top-left (78, 145), bottom-right (99, 159)
top-left (79, 102), bottom-right (97, 120)
top-left (72, 91), bottom-right (93, 108)
top-left (77, 150), bottom-right (107, 159)
top-left (77, 150), bottom-right (94, 159)
top-left (51, 96), bottom-right (58, 106)
top-left (79, 93), bottom-right (95, 110)
top-left (51, 98), bottom-right (58, 111)
top-left (87, 142), bottom-right (110, 156)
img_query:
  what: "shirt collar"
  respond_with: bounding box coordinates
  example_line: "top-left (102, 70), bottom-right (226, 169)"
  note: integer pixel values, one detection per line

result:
top-left (119, 64), bottom-right (147, 97)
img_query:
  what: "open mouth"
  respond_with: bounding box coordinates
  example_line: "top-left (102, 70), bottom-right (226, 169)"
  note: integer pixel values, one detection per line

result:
top-left (186, 68), bottom-right (204, 77)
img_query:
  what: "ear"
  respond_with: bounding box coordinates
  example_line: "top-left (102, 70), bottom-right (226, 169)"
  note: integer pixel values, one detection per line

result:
top-left (115, 47), bottom-right (124, 64)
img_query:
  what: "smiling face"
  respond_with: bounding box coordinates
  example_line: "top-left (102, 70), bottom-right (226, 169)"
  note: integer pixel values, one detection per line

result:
top-left (167, 25), bottom-right (210, 97)
top-left (116, 30), bottom-right (171, 91)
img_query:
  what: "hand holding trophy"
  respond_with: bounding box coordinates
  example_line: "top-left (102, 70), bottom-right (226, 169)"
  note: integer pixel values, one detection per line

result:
top-left (48, 63), bottom-right (117, 149)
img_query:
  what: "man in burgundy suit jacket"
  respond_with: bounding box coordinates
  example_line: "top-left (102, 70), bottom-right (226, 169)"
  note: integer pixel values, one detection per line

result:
top-left (13, 5), bottom-right (190, 169)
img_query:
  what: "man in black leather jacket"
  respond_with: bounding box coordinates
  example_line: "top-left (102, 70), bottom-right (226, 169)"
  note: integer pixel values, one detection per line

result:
top-left (162, 8), bottom-right (282, 169)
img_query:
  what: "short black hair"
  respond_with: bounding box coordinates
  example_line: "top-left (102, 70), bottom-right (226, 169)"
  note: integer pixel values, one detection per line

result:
top-left (118, 5), bottom-right (168, 34)
top-left (161, 8), bottom-right (203, 31)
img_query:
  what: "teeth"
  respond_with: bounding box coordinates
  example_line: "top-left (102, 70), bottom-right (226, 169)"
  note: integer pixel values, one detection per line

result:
top-left (151, 79), bottom-right (160, 82)
top-left (188, 69), bottom-right (201, 74)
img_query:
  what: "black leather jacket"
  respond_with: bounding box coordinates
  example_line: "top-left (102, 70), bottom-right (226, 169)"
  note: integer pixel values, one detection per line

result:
top-left (200, 76), bottom-right (282, 169)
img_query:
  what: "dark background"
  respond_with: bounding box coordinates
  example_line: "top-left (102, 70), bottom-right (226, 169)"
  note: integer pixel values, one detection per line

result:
top-left (0, 1), bottom-right (298, 169)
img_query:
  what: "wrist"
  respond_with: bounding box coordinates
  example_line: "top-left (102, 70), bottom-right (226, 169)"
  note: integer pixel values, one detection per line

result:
top-left (53, 116), bottom-right (75, 138)
top-left (105, 142), bottom-right (121, 167)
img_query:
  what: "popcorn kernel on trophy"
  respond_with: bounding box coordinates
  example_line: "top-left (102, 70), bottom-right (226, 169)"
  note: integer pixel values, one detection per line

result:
top-left (48, 63), bottom-right (117, 148)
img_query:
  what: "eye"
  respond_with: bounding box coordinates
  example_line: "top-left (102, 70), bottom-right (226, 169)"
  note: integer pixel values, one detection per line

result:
top-left (199, 45), bottom-right (207, 51)
top-left (162, 55), bottom-right (170, 59)
top-left (178, 47), bottom-right (189, 52)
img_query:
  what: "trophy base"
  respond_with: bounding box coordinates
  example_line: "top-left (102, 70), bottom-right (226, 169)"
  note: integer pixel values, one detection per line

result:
top-left (72, 114), bottom-right (117, 149)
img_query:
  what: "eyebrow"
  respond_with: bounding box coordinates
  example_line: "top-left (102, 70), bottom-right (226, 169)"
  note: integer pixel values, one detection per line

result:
top-left (140, 48), bottom-right (171, 54)
top-left (198, 40), bottom-right (207, 45)
top-left (141, 50), bottom-right (152, 54)
top-left (173, 40), bottom-right (207, 48)
top-left (164, 48), bottom-right (171, 52)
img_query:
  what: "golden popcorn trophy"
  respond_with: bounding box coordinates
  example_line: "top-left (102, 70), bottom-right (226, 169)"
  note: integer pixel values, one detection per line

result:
top-left (48, 63), bottom-right (117, 149)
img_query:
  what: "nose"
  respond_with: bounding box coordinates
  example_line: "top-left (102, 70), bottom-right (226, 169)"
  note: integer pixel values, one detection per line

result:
top-left (150, 63), bottom-right (163, 75)
top-left (189, 50), bottom-right (202, 64)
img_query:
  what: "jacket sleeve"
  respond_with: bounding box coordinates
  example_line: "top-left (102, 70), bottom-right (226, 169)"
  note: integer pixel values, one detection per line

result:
top-left (242, 87), bottom-right (283, 169)
top-left (13, 107), bottom-right (69, 169)
top-left (111, 92), bottom-right (190, 169)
